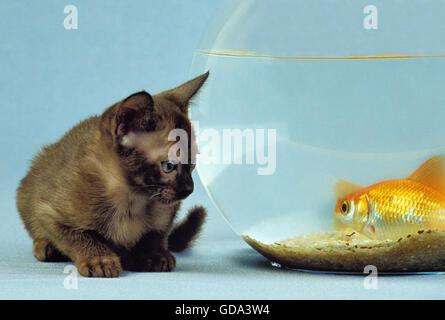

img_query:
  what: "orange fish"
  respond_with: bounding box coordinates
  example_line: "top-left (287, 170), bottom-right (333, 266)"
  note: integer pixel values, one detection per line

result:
top-left (334, 155), bottom-right (445, 240)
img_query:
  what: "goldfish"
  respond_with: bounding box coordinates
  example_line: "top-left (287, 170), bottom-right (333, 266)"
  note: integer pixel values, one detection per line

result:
top-left (334, 155), bottom-right (445, 240)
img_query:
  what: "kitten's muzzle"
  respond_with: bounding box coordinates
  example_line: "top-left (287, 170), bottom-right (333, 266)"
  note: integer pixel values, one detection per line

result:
top-left (175, 177), bottom-right (194, 200)
top-left (179, 182), bottom-right (194, 199)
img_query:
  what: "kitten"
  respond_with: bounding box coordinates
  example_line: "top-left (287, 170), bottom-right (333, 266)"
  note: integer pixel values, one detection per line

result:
top-left (16, 72), bottom-right (209, 277)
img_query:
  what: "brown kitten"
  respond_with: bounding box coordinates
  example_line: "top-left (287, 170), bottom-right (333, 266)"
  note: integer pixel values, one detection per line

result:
top-left (16, 72), bottom-right (209, 277)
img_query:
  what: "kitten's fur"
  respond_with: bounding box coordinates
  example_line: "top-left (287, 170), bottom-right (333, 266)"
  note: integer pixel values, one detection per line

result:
top-left (16, 72), bottom-right (209, 277)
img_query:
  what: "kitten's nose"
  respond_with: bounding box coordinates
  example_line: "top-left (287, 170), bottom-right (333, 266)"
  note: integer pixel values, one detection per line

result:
top-left (178, 180), bottom-right (194, 199)
top-left (183, 183), bottom-right (194, 197)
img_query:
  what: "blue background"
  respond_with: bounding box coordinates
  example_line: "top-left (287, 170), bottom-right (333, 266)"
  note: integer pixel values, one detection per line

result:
top-left (1, 0), bottom-right (444, 299)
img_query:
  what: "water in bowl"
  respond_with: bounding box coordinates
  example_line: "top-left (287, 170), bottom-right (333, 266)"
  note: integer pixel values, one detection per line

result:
top-left (191, 51), bottom-right (445, 244)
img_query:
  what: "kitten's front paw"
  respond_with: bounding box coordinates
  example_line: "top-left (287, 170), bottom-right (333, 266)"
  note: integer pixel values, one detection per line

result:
top-left (76, 255), bottom-right (123, 278)
top-left (126, 250), bottom-right (176, 272)
top-left (33, 239), bottom-right (70, 262)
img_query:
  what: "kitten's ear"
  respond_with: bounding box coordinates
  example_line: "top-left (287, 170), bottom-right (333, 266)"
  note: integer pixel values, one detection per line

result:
top-left (116, 91), bottom-right (154, 137)
top-left (120, 91), bottom-right (154, 114)
top-left (158, 71), bottom-right (209, 113)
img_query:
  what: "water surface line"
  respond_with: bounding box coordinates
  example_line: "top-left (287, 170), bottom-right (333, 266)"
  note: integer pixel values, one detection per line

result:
top-left (197, 49), bottom-right (445, 60)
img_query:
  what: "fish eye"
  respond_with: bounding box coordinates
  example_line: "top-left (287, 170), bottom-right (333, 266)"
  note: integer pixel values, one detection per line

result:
top-left (341, 201), bottom-right (350, 214)
top-left (160, 160), bottom-right (177, 173)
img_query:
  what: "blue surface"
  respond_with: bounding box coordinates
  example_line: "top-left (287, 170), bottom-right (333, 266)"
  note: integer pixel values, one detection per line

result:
top-left (1, 0), bottom-right (445, 299)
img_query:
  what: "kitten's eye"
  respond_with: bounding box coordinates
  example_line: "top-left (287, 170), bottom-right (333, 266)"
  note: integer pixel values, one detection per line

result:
top-left (341, 201), bottom-right (350, 215)
top-left (160, 160), bottom-right (177, 173)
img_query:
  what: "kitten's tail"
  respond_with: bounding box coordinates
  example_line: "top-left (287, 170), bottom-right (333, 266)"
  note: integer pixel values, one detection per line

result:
top-left (168, 206), bottom-right (207, 252)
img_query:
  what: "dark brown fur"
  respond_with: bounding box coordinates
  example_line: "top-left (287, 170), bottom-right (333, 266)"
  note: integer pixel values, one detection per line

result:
top-left (16, 72), bottom-right (209, 277)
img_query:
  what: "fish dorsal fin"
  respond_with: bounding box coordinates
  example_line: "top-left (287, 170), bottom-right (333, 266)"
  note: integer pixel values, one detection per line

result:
top-left (408, 155), bottom-right (445, 193)
top-left (333, 179), bottom-right (363, 199)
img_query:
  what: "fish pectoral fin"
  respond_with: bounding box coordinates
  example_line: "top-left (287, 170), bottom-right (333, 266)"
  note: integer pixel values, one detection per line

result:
top-left (362, 223), bottom-right (377, 240)
top-left (333, 179), bottom-right (363, 199)
top-left (408, 155), bottom-right (445, 194)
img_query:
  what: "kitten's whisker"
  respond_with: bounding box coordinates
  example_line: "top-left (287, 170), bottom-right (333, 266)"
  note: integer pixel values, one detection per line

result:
top-left (148, 192), bottom-right (162, 201)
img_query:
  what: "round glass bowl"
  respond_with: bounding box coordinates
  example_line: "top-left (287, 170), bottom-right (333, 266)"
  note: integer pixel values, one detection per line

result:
top-left (190, 0), bottom-right (445, 246)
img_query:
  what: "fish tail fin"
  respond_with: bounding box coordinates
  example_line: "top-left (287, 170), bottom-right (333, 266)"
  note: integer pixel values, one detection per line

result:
top-left (408, 155), bottom-right (445, 194)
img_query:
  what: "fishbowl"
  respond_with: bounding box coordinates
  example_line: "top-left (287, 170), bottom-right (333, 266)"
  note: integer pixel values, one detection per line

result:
top-left (190, 0), bottom-right (445, 272)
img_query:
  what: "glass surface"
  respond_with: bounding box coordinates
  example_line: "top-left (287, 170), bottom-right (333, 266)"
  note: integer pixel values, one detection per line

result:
top-left (190, 0), bottom-right (445, 244)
